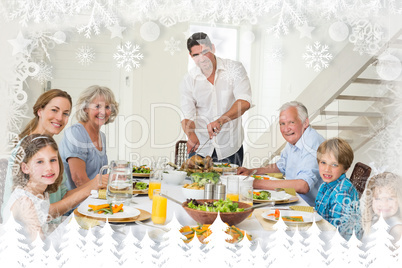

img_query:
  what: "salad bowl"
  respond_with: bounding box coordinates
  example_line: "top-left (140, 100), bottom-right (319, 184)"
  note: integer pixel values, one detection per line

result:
top-left (182, 199), bottom-right (253, 226)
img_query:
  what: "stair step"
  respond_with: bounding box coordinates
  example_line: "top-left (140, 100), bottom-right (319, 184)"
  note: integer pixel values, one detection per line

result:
top-left (312, 125), bottom-right (370, 131)
top-left (353, 78), bottom-right (384, 84)
top-left (336, 95), bottom-right (392, 102)
top-left (353, 78), bottom-right (402, 86)
top-left (321, 111), bottom-right (383, 117)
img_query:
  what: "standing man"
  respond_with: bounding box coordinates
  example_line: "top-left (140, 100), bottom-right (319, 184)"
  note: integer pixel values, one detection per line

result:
top-left (180, 32), bottom-right (252, 166)
top-left (238, 101), bottom-right (325, 205)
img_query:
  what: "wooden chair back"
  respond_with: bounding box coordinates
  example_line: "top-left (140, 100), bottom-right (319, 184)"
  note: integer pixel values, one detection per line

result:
top-left (175, 140), bottom-right (187, 167)
top-left (350, 162), bottom-right (372, 196)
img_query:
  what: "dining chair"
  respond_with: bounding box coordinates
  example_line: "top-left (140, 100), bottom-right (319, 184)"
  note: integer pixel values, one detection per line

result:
top-left (350, 162), bottom-right (372, 196)
top-left (175, 140), bottom-right (188, 167)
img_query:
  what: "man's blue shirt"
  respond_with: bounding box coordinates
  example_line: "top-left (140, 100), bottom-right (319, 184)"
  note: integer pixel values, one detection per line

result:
top-left (276, 126), bottom-right (325, 206)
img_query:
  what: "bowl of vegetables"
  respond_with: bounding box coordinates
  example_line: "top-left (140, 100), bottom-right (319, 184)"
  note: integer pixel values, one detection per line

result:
top-left (182, 199), bottom-right (252, 226)
top-left (162, 170), bottom-right (187, 185)
top-left (182, 172), bottom-right (221, 200)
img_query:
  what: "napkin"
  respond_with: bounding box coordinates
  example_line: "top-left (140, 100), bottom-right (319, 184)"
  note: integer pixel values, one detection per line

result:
top-left (283, 188), bottom-right (296, 196)
top-left (95, 189), bottom-right (106, 199)
top-left (290, 206), bottom-right (314, 213)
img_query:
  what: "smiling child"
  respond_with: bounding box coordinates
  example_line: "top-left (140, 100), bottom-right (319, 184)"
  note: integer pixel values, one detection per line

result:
top-left (2, 134), bottom-right (63, 241)
top-left (361, 172), bottom-right (402, 242)
top-left (314, 138), bottom-right (359, 239)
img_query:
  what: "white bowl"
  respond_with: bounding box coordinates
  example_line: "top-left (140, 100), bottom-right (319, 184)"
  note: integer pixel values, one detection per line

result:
top-left (162, 170), bottom-right (187, 185)
top-left (182, 187), bottom-right (205, 200)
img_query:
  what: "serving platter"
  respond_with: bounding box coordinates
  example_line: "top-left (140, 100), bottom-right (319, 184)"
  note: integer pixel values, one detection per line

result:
top-left (261, 209), bottom-right (322, 224)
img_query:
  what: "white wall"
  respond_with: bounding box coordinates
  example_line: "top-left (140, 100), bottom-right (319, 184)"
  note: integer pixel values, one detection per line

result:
top-left (1, 12), bottom-right (401, 175)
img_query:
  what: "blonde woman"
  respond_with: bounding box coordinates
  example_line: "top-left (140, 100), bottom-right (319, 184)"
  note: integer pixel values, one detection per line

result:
top-left (60, 85), bottom-right (119, 190)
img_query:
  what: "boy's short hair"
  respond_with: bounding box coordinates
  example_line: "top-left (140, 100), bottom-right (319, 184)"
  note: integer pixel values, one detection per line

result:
top-left (317, 138), bottom-right (354, 170)
top-left (187, 32), bottom-right (213, 52)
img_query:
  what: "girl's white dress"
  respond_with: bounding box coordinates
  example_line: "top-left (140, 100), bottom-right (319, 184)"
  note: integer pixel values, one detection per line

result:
top-left (2, 188), bottom-right (50, 235)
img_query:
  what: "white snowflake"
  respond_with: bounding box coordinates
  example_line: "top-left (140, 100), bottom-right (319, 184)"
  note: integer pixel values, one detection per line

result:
top-left (348, 19), bottom-right (384, 55)
top-left (265, 47), bottom-right (284, 63)
top-left (302, 41), bottom-right (333, 72)
top-left (164, 37), bottom-right (181, 56)
top-left (221, 61), bottom-right (243, 85)
top-left (76, 45), bottom-right (95, 66)
top-left (32, 60), bottom-right (53, 84)
top-left (333, 200), bottom-right (363, 240)
top-left (113, 41), bottom-right (144, 72)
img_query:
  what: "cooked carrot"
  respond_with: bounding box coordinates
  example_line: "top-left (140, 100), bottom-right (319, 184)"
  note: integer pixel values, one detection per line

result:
top-left (112, 204), bottom-right (123, 214)
top-left (274, 209), bottom-right (280, 219)
top-left (88, 204), bottom-right (111, 211)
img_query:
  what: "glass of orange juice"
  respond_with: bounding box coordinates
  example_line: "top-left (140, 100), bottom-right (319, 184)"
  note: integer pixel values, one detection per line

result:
top-left (148, 161), bottom-right (163, 200)
top-left (226, 176), bottom-right (239, 201)
top-left (152, 189), bottom-right (167, 224)
top-left (240, 185), bottom-right (253, 218)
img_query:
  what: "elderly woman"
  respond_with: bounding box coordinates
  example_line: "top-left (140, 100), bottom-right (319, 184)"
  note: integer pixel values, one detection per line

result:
top-left (60, 85), bottom-right (119, 190)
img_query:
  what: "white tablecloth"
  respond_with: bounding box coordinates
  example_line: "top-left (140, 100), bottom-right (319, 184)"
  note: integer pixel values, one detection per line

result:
top-left (49, 179), bottom-right (335, 249)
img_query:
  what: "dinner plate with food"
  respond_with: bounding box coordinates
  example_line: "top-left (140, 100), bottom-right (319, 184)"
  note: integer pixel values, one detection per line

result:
top-left (133, 181), bottom-right (148, 194)
top-left (262, 209), bottom-right (322, 224)
top-left (252, 174), bottom-right (281, 181)
top-left (253, 190), bottom-right (293, 202)
top-left (77, 202), bottom-right (141, 220)
top-left (132, 165), bottom-right (151, 177)
top-left (211, 162), bottom-right (239, 173)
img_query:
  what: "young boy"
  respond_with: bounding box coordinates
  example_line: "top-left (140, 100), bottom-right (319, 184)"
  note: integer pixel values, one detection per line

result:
top-left (315, 138), bottom-right (359, 239)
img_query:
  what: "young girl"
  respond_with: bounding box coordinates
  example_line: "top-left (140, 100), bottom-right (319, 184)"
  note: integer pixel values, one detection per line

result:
top-left (361, 172), bottom-right (402, 242)
top-left (2, 134), bottom-right (64, 241)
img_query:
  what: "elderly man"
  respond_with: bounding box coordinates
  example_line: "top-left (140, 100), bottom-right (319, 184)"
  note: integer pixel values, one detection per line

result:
top-left (238, 101), bottom-right (325, 205)
top-left (180, 32), bottom-right (252, 166)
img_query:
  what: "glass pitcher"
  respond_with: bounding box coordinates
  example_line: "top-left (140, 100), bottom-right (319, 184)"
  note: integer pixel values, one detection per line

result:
top-left (99, 160), bottom-right (133, 204)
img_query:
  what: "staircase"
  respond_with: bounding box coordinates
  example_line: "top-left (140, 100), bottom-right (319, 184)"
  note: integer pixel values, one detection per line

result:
top-left (260, 27), bottom-right (402, 165)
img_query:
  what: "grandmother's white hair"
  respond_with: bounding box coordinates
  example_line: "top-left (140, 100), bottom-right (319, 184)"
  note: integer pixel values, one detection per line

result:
top-left (75, 85), bottom-right (119, 124)
top-left (279, 101), bottom-right (308, 123)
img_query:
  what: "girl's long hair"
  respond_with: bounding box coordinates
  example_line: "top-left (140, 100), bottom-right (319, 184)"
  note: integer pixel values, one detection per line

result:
top-left (19, 89), bottom-right (72, 139)
top-left (361, 172), bottom-right (402, 234)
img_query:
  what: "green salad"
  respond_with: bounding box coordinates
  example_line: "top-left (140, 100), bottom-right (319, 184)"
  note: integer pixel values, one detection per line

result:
top-left (133, 165), bottom-right (151, 174)
top-left (190, 172), bottom-right (220, 186)
top-left (187, 199), bottom-right (245, 212)
top-left (133, 181), bottom-right (148, 190)
top-left (253, 190), bottom-right (271, 200)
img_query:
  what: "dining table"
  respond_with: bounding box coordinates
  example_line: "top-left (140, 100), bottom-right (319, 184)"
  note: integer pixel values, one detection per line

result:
top-left (48, 176), bottom-right (337, 252)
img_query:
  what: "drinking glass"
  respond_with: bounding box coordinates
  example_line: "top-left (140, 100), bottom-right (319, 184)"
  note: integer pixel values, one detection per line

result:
top-left (152, 189), bottom-right (167, 224)
top-left (240, 185), bottom-right (253, 218)
top-left (148, 161), bottom-right (164, 199)
top-left (226, 175), bottom-right (239, 201)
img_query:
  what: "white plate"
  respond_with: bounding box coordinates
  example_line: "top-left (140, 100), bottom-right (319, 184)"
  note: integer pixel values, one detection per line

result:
top-left (77, 202), bottom-right (141, 219)
top-left (253, 190), bottom-right (292, 202)
top-left (213, 162), bottom-right (239, 168)
top-left (261, 210), bottom-right (323, 224)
